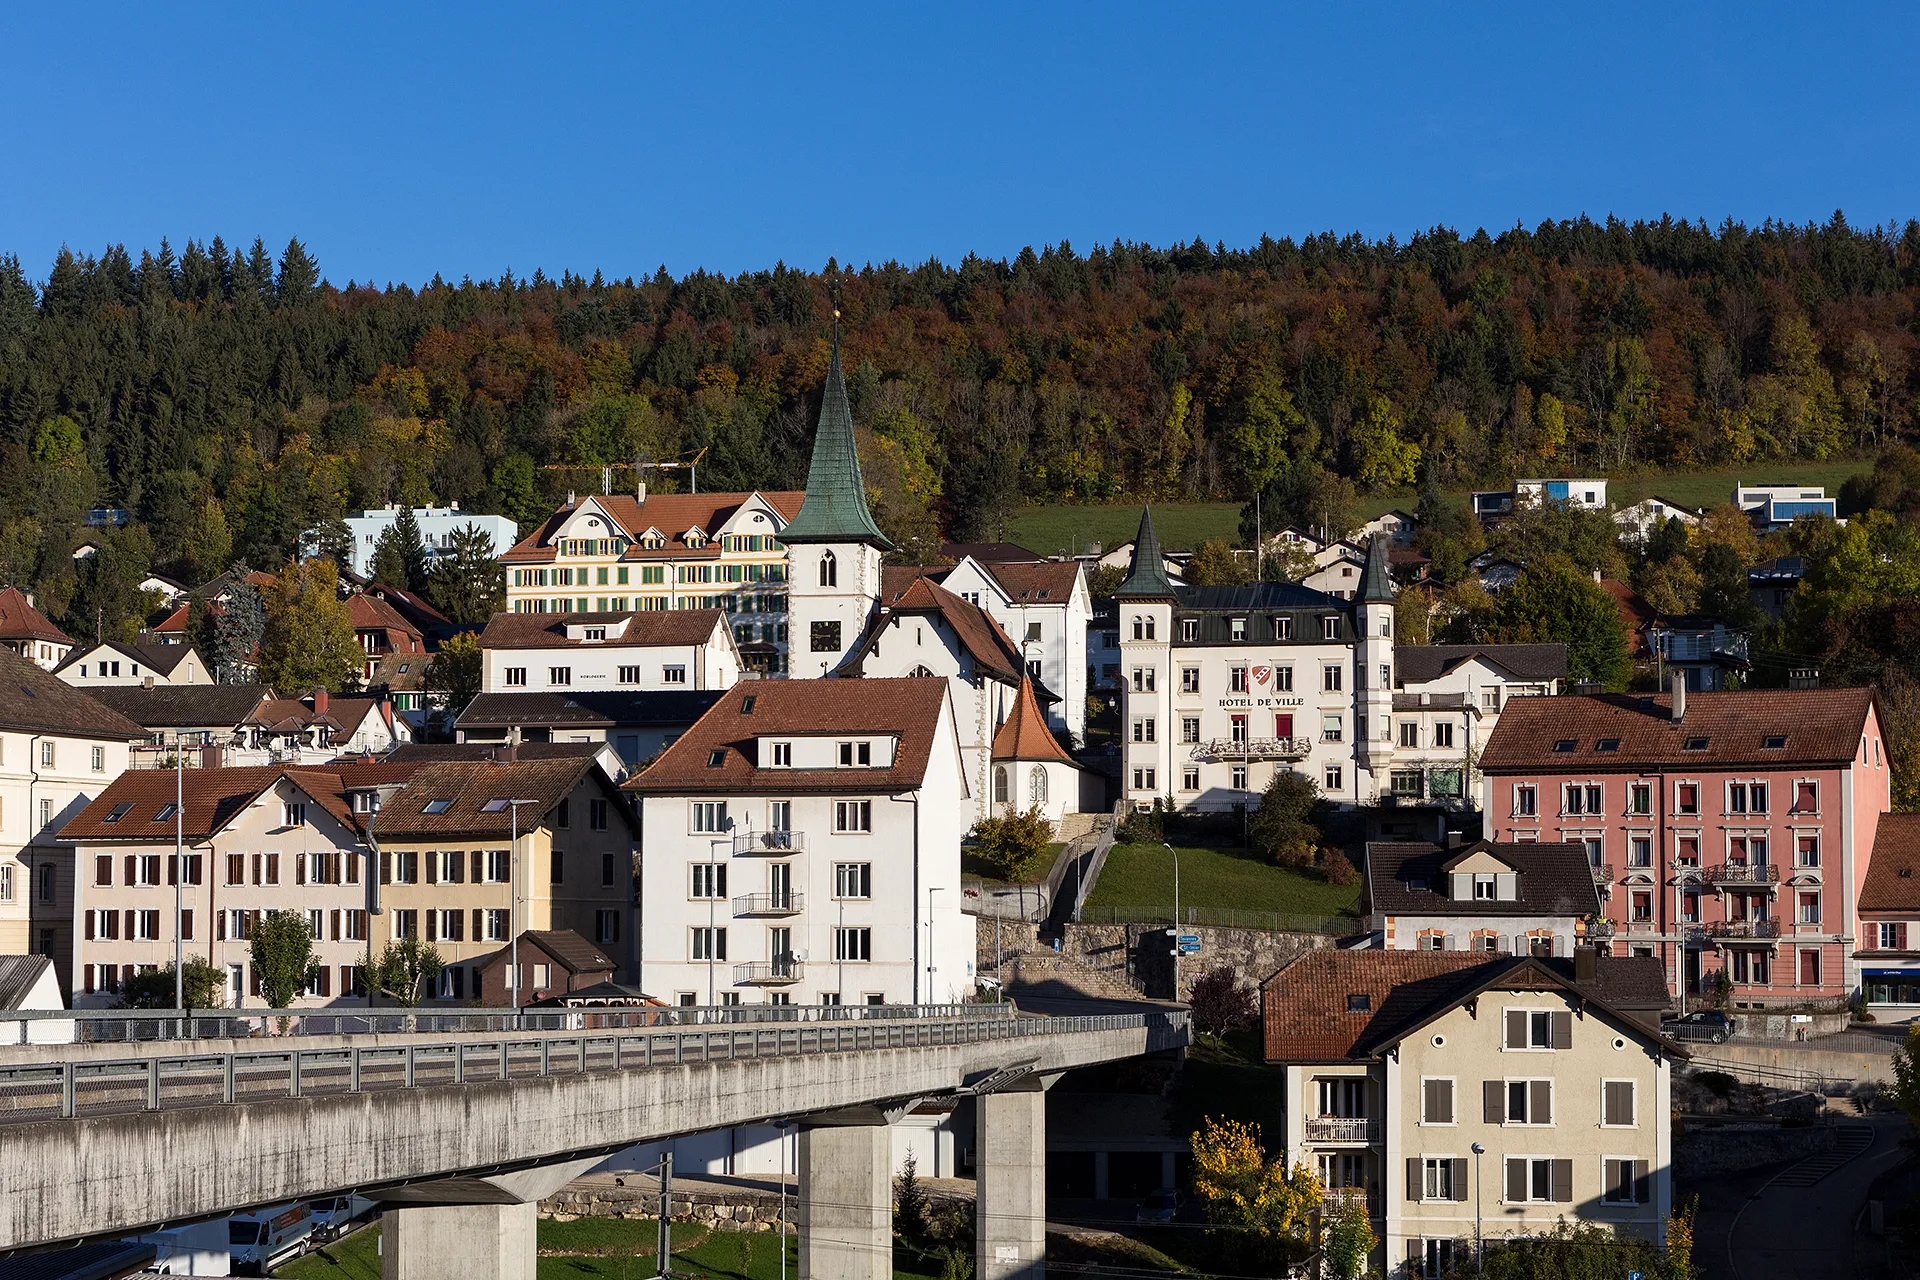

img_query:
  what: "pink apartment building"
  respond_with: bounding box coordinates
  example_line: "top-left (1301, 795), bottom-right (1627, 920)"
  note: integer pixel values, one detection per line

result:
top-left (1479, 682), bottom-right (1890, 1006)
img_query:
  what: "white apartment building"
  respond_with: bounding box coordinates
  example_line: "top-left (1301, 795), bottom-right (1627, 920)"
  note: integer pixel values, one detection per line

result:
top-left (929, 557), bottom-right (1091, 742)
top-left (477, 609), bottom-right (742, 694)
top-left (335, 505), bottom-right (519, 580)
top-left (501, 490), bottom-right (800, 674)
top-left (626, 678), bottom-right (976, 1007)
top-left (1472, 478), bottom-right (1609, 520)
top-left (0, 649), bottom-right (141, 995)
top-left (56, 641), bottom-right (213, 688)
top-left (62, 762), bottom-right (421, 1007)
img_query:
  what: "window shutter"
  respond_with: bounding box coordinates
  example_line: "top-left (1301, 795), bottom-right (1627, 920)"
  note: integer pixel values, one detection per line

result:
top-left (123, 910), bottom-right (135, 940)
top-left (426, 912), bottom-right (438, 942)
top-left (318, 967), bottom-right (331, 997)
top-left (249, 966), bottom-right (260, 998)
top-left (453, 852), bottom-right (466, 883)
top-left (381, 852), bottom-right (391, 884)
top-left (167, 855), bottom-right (177, 887)
top-left (330, 910), bottom-right (341, 942)
top-left (471, 850), bottom-right (483, 883)
top-left (1408, 1240), bottom-right (1424, 1269)
top-left (347, 852), bottom-right (360, 884)
top-left (83, 965), bottom-right (95, 995)
top-left (124, 855), bottom-right (136, 886)
top-left (1606, 1080), bottom-right (1634, 1126)
top-left (1633, 1159), bottom-right (1650, 1205)
top-left (217, 912), bottom-right (226, 941)
top-left (181, 910), bottom-right (194, 941)
top-left (426, 854), bottom-right (437, 885)
top-left (1896, 922), bottom-right (1909, 951)
top-left (1451, 1158), bottom-right (1468, 1202)
top-left (473, 909), bottom-right (484, 941)
top-left (1505, 1009), bottom-right (1526, 1049)
top-left (84, 912), bottom-right (94, 941)
top-left (1551, 1158), bottom-right (1572, 1202)
top-left (296, 855), bottom-right (306, 886)
top-left (1406, 1157), bottom-right (1423, 1202)
top-left (451, 911), bottom-right (464, 942)
top-left (1484, 1080), bottom-right (1504, 1123)
top-left (1531, 1079), bottom-right (1553, 1125)
top-left (1551, 1011), bottom-right (1572, 1049)
top-left (1504, 1158), bottom-right (1526, 1204)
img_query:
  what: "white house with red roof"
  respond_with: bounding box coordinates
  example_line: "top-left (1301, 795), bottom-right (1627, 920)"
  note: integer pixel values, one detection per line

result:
top-left (476, 609), bottom-right (742, 693)
top-left (0, 587), bottom-right (75, 670)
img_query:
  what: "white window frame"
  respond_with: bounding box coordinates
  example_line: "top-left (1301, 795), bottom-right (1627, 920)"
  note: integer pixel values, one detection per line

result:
top-left (1504, 1156), bottom-right (1558, 1204)
top-left (1501, 1077), bottom-right (1555, 1126)
top-left (691, 801), bottom-right (728, 834)
top-left (1505, 1008), bottom-right (1559, 1052)
top-left (833, 799), bottom-right (873, 834)
top-left (1600, 1155), bottom-right (1645, 1205)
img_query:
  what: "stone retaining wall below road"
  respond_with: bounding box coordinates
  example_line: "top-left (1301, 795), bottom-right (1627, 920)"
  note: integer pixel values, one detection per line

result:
top-left (980, 923), bottom-right (1327, 1001)
top-left (1674, 1123), bottom-right (1837, 1179)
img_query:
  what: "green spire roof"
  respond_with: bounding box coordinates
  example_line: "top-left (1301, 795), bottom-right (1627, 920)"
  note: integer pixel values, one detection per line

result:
top-left (1358, 532), bottom-right (1396, 603)
top-left (778, 318), bottom-right (892, 549)
top-left (1113, 506), bottom-right (1177, 599)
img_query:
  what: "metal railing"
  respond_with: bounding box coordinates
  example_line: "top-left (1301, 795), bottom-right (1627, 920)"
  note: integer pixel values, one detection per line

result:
top-left (1303, 1117), bottom-right (1378, 1143)
top-left (732, 958), bottom-right (803, 985)
top-left (733, 830), bottom-right (805, 855)
top-left (1589, 862), bottom-right (1613, 884)
top-left (0, 1008), bottom-right (1190, 1125)
top-left (1709, 863), bottom-right (1780, 885)
top-left (1189, 736), bottom-right (1313, 762)
top-left (0, 1001), bottom-right (1002, 1045)
top-left (1708, 919), bottom-right (1781, 940)
top-left (732, 892), bottom-right (804, 916)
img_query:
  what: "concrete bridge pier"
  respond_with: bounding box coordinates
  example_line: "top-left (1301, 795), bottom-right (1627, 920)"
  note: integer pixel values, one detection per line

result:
top-left (799, 1107), bottom-right (895, 1280)
top-left (975, 1081), bottom-right (1047, 1280)
top-left (373, 1158), bottom-right (602, 1280)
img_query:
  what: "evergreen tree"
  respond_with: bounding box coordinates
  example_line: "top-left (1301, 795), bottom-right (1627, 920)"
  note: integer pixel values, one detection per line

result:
top-left (424, 632), bottom-right (484, 736)
top-left (424, 524), bottom-right (503, 624)
top-left (369, 508), bottom-right (429, 592)
top-left (209, 566), bottom-right (267, 683)
top-left (276, 237), bottom-right (320, 305)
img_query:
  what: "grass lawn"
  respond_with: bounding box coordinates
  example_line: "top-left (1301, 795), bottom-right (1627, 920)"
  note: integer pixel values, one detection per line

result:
top-left (961, 843), bottom-right (1064, 888)
top-left (1170, 1030), bottom-right (1288, 1142)
top-left (1002, 459), bottom-right (1874, 556)
top-left (1082, 842), bottom-right (1359, 928)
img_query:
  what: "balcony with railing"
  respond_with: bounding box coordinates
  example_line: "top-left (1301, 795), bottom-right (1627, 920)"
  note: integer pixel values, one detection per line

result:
top-left (1303, 1116), bottom-right (1379, 1144)
top-left (1708, 919), bottom-right (1780, 942)
top-left (1583, 915), bottom-right (1616, 941)
top-left (733, 892), bottom-right (804, 917)
top-left (1708, 862), bottom-right (1779, 887)
top-left (733, 830), bottom-right (806, 855)
top-left (1190, 736), bottom-right (1314, 763)
top-left (1589, 862), bottom-right (1613, 885)
top-left (1671, 860), bottom-right (1704, 883)
top-left (733, 955), bottom-right (804, 985)
top-left (1323, 1186), bottom-right (1383, 1216)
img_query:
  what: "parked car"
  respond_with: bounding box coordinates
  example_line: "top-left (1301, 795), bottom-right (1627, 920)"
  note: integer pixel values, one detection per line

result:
top-left (1662, 1010), bottom-right (1737, 1043)
top-left (1135, 1190), bottom-right (1183, 1223)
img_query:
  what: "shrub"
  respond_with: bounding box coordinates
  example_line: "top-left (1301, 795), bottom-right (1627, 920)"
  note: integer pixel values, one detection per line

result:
top-left (1694, 1070), bottom-right (1737, 1099)
top-left (1189, 966), bottom-right (1256, 1037)
top-left (1323, 849), bottom-right (1358, 886)
top-left (1249, 771), bottom-right (1326, 866)
top-left (970, 806), bottom-right (1052, 882)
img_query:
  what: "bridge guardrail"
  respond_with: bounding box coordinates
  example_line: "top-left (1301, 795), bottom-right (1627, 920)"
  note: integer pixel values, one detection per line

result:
top-left (2, 1001), bottom-right (1006, 1045)
top-left (0, 1009), bottom-right (1189, 1125)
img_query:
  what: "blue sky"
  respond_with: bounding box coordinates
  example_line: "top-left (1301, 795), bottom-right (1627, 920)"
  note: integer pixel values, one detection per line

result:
top-left (4, 3), bottom-right (1918, 286)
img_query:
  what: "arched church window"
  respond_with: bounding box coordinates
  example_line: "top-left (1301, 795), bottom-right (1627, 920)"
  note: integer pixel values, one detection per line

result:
top-left (820, 551), bottom-right (837, 588)
top-left (1029, 766), bottom-right (1048, 806)
top-left (993, 767), bottom-right (1009, 804)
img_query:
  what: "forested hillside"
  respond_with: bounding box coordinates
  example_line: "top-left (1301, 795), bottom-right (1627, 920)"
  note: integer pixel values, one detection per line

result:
top-left (3, 215), bottom-right (1919, 640)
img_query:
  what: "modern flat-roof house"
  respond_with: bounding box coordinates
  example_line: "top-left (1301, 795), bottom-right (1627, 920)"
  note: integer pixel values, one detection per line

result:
top-left (1471, 479), bottom-right (1609, 521)
top-left (372, 755), bottom-right (640, 1003)
top-left (1363, 839), bottom-right (1605, 956)
top-left (1263, 948), bottom-right (1678, 1279)
top-left (1733, 483), bottom-right (1838, 531)
top-left (55, 641), bottom-right (213, 688)
top-left (330, 505), bottom-right (520, 581)
top-left (0, 587), bottom-right (75, 671)
top-left (476, 609), bottom-right (742, 694)
top-left (0, 649), bottom-right (142, 994)
top-left (1480, 681), bottom-right (1890, 1007)
top-left (1856, 813), bottom-right (1920, 1017)
top-left (624, 677), bottom-right (976, 1008)
top-left (62, 761), bottom-right (422, 1007)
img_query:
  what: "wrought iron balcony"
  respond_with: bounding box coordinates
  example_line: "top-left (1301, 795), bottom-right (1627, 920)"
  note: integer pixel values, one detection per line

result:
top-left (1583, 915), bottom-right (1617, 940)
top-left (733, 955), bottom-right (804, 985)
top-left (1708, 862), bottom-right (1779, 886)
top-left (1589, 862), bottom-right (1613, 884)
top-left (1708, 919), bottom-right (1780, 941)
top-left (1670, 860), bottom-right (1704, 882)
top-left (1303, 1117), bottom-right (1378, 1144)
top-left (733, 892), bottom-right (804, 917)
top-left (733, 830), bottom-right (806, 855)
top-left (1190, 736), bottom-right (1313, 763)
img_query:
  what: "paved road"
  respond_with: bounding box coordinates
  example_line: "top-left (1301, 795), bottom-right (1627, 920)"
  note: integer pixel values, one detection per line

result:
top-left (1713, 1113), bottom-right (1910, 1280)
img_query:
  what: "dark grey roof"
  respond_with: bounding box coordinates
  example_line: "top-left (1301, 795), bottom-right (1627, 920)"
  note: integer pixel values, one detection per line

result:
top-left (1175, 581), bottom-right (1350, 611)
top-left (386, 742), bottom-right (607, 763)
top-left (0, 955), bottom-right (55, 1009)
top-left (456, 690), bottom-right (725, 729)
top-left (54, 640), bottom-right (199, 677)
top-left (0, 648), bottom-right (146, 741)
top-left (1364, 840), bottom-right (1601, 919)
top-left (85, 684), bottom-right (269, 728)
top-left (1394, 644), bottom-right (1567, 684)
top-left (1391, 692), bottom-right (1473, 712)
top-left (1358, 533), bottom-right (1395, 603)
top-left (1537, 954), bottom-right (1671, 1011)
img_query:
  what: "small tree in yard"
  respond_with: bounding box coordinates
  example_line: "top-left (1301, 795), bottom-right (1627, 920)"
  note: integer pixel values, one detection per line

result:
top-left (1188, 966), bottom-right (1256, 1038)
top-left (250, 910), bottom-right (317, 1009)
top-left (1249, 769), bottom-right (1322, 868)
top-left (119, 958), bottom-right (225, 1011)
top-left (970, 806), bottom-right (1052, 882)
top-left (1321, 1188), bottom-right (1376, 1280)
top-left (894, 1152), bottom-right (929, 1238)
top-left (372, 934), bottom-right (445, 1003)
top-left (1191, 1117), bottom-right (1320, 1271)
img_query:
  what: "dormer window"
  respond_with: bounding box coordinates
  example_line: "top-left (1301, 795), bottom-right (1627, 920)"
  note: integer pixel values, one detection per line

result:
top-left (769, 742), bottom-right (792, 767)
top-left (1230, 617), bottom-right (1247, 642)
top-left (837, 741), bottom-right (872, 767)
top-left (584, 627), bottom-right (606, 641)
top-left (1472, 874), bottom-right (1497, 901)
top-left (1180, 618), bottom-right (1198, 642)
top-left (1346, 994), bottom-right (1371, 1013)
top-left (1320, 616), bottom-right (1341, 640)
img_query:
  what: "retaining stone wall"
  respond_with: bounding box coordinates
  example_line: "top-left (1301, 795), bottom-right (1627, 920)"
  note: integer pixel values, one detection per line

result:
top-left (1674, 1123), bottom-right (1837, 1179)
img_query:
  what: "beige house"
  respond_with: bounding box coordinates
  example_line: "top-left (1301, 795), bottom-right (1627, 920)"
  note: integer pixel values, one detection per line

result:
top-left (1264, 948), bottom-right (1678, 1279)
top-left (55, 641), bottom-right (213, 687)
top-left (372, 755), bottom-right (639, 1003)
top-left (62, 762), bottom-right (423, 1007)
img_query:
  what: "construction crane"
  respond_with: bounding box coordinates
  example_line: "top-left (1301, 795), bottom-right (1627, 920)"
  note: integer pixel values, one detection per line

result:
top-left (537, 447), bottom-right (711, 496)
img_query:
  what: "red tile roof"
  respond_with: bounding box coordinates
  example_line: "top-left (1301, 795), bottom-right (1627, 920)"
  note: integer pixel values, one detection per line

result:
top-left (0, 587), bottom-right (74, 646)
top-left (877, 578), bottom-right (1022, 683)
top-left (982, 561), bottom-right (1081, 604)
top-left (373, 757), bottom-right (614, 838)
top-left (1600, 578), bottom-right (1659, 635)
top-left (477, 609), bottom-right (726, 649)
top-left (1479, 688), bottom-right (1877, 772)
top-left (625, 678), bottom-right (951, 795)
top-left (348, 592), bottom-right (426, 642)
top-left (500, 492), bottom-right (804, 563)
top-left (992, 679), bottom-right (1075, 764)
top-left (1860, 813), bottom-right (1920, 913)
top-left (61, 761), bottom-right (420, 841)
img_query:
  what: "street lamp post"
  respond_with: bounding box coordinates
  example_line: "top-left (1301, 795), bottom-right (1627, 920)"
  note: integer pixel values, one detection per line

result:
top-left (1471, 1141), bottom-right (1485, 1279)
top-left (173, 730), bottom-right (185, 1017)
top-left (1163, 841), bottom-right (1182, 1000)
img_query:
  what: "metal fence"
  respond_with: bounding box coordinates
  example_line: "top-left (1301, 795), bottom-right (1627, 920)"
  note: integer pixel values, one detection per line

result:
top-left (0, 1009), bottom-right (1190, 1124)
top-left (0, 1001), bottom-right (1011, 1046)
top-left (1076, 904), bottom-right (1355, 936)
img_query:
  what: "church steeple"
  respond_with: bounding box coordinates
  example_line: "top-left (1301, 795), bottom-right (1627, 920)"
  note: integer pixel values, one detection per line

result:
top-left (778, 313), bottom-right (892, 549)
top-left (1113, 506), bottom-right (1177, 600)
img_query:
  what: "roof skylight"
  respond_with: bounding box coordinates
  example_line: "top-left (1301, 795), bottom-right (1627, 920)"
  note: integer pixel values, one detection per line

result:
top-left (423, 798), bottom-right (454, 814)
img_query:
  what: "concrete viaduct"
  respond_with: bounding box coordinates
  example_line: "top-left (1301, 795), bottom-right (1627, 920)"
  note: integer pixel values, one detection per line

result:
top-left (0, 1006), bottom-right (1189, 1280)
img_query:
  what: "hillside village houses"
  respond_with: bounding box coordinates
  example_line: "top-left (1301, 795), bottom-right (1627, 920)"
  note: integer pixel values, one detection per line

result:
top-left (62, 760), bottom-right (422, 1006)
top-left (0, 650), bottom-right (143, 984)
top-left (89, 686), bottom-right (410, 770)
top-left (1479, 682), bottom-right (1891, 1006)
top-left (55, 640), bottom-right (213, 688)
top-left (0, 586), bottom-right (76, 671)
top-left (476, 608), bottom-right (743, 694)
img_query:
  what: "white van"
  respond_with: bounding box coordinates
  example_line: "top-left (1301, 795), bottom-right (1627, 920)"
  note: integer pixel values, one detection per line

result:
top-left (227, 1204), bottom-right (314, 1275)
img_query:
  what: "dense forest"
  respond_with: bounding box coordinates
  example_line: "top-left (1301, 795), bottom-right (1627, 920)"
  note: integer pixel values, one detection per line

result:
top-left (3, 215), bottom-right (1920, 644)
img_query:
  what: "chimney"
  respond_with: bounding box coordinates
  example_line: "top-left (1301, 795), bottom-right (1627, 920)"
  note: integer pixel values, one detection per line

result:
top-left (1669, 672), bottom-right (1686, 723)
top-left (142, 676), bottom-right (155, 690)
top-left (200, 744), bottom-right (224, 770)
top-left (1446, 830), bottom-right (1466, 849)
top-left (636, 480), bottom-right (646, 504)
top-left (497, 726), bottom-right (522, 763)
top-left (1789, 667), bottom-right (1821, 690)
top-left (1574, 945), bottom-right (1598, 984)
top-left (312, 687), bottom-right (329, 715)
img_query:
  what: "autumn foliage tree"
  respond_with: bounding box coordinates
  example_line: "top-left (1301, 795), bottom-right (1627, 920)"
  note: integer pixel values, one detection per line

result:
top-left (1190, 1117), bottom-right (1321, 1270)
top-left (259, 558), bottom-right (361, 693)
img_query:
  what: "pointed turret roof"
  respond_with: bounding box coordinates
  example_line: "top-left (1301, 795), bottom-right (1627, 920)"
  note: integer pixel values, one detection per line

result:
top-left (992, 678), bottom-right (1077, 765)
top-left (1358, 532), bottom-right (1395, 604)
top-left (1112, 507), bottom-right (1176, 599)
top-left (777, 316), bottom-right (893, 549)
